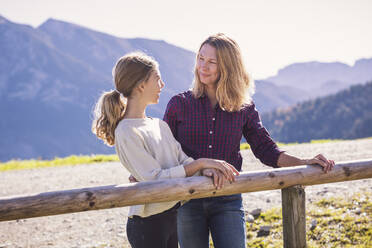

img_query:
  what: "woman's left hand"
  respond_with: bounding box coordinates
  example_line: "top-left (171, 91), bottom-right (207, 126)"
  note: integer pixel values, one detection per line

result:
top-left (306, 154), bottom-right (335, 173)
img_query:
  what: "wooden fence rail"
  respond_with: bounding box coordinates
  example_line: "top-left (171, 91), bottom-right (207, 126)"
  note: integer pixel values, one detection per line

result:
top-left (1, 159), bottom-right (372, 247)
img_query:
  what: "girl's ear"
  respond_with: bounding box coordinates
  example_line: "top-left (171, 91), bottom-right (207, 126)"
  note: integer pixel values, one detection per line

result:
top-left (135, 81), bottom-right (146, 93)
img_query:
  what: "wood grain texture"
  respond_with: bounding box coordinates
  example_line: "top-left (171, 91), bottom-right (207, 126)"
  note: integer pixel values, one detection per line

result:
top-left (282, 186), bottom-right (306, 248)
top-left (0, 159), bottom-right (371, 222)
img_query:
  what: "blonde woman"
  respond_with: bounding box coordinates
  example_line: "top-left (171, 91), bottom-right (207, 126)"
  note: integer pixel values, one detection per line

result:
top-left (92, 52), bottom-right (239, 248)
top-left (164, 33), bottom-right (335, 248)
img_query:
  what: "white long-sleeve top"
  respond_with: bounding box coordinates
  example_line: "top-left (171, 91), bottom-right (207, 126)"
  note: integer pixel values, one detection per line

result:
top-left (115, 117), bottom-right (194, 217)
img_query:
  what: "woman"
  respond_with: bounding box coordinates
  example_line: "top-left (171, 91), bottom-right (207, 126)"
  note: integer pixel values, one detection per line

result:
top-left (164, 33), bottom-right (335, 248)
top-left (91, 52), bottom-right (239, 248)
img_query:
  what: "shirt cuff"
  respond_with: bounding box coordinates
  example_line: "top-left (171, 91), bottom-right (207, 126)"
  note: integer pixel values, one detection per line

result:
top-left (170, 164), bottom-right (187, 178)
top-left (273, 150), bottom-right (286, 168)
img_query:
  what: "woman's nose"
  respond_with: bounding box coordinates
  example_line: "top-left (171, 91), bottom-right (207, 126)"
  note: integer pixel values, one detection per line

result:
top-left (200, 61), bottom-right (208, 71)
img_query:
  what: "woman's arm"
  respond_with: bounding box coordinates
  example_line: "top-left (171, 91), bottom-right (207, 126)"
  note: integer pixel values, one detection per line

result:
top-left (243, 104), bottom-right (334, 172)
top-left (243, 104), bottom-right (283, 168)
top-left (277, 152), bottom-right (335, 173)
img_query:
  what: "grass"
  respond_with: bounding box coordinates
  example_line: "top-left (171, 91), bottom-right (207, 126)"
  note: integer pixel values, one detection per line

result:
top-left (0, 154), bottom-right (119, 172)
top-left (240, 137), bottom-right (372, 150)
top-left (1, 137), bottom-right (371, 172)
top-left (209, 191), bottom-right (372, 248)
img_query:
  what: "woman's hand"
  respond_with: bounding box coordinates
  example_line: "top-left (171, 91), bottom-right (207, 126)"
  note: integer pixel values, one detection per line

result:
top-left (202, 168), bottom-right (229, 189)
top-left (305, 154), bottom-right (335, 173)
top-left (198, 158), bottom-right (239, 183)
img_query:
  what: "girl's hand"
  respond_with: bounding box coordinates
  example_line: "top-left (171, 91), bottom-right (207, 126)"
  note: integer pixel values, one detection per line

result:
top-left (199, 158), bottom-right (239, 183)
top-left (202, 168), bottom-right (229, 189)
top-left (305, 154), bottom-right (335, 173)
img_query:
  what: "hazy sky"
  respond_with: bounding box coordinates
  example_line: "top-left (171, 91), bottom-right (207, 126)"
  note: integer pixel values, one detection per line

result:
top-left (1, 0), bottom-right (372, 79)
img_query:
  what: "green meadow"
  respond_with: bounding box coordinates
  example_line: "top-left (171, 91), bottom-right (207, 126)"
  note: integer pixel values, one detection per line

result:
top-left (209, 191), bottom-right (372, 248)
top-left (1, 138), bottom-right (370, 172)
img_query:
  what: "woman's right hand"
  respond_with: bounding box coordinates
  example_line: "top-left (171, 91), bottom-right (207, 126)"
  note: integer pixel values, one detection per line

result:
top-left (198, 158), bottom-right (239, 184)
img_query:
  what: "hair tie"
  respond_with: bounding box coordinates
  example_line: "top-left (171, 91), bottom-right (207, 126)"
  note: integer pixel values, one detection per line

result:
top-left (114, 89), bottom-right (123, 97)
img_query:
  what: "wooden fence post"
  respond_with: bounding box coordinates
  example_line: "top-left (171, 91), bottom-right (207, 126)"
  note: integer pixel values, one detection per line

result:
top-left (282, 185), bottom-right (306, 248)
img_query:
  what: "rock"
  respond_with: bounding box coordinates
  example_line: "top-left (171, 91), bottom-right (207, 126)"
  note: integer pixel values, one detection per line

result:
top-left (354, 208), bottom-right (362, 215)
top-left (257, 225), bottom-right (271, 237)
top-left (310, 219), bottom-right (317, 230)
top-left (118, 231), bottom-right (126, 238)
top-left (246, 214), bottom-right (254, 223)
top-left (250, 208), bottom-right (261, 219)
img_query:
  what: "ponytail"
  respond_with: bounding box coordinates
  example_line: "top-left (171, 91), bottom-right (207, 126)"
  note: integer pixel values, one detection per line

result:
top-left (92, 52), bottom-right (158, 146)
top-left (92, 90), bottom-right (126, 146)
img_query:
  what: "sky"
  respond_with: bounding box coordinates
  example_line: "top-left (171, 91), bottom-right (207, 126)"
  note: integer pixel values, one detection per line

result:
top-left (1, 0), bottom-right (372, 79)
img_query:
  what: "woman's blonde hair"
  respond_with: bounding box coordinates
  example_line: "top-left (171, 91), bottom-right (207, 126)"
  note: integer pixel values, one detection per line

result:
top-left (192, 33), bottom-right (254, 112)
top-left (92, 52), bottom-right (158, 146)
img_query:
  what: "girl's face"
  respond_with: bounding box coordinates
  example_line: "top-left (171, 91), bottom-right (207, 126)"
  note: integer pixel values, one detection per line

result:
top-left (142, 70), bottom-right (164, 105)
top-left (196, 43), bottom-right (220, 87)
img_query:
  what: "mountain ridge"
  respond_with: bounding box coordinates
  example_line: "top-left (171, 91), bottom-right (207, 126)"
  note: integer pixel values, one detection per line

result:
top-left (261, 82), bottom-right (372, 142)
top-left (1, 15), bottom-right (371, 161)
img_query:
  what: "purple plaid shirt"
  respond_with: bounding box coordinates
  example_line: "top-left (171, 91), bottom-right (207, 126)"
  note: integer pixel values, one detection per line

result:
top-left (163, 91), bottom-right (282, 171)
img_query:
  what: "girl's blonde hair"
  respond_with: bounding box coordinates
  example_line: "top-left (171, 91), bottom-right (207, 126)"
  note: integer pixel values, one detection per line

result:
top-left (192, 33), bottom-right (254, 112)
top-left (92, 52), bottom-right (158, 146)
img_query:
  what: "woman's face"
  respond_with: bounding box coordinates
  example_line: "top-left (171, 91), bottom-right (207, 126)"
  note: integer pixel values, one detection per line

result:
top-left (196, 43), bottom-right (220, 87)
top-left (142, 70), bottom-right (164, 105)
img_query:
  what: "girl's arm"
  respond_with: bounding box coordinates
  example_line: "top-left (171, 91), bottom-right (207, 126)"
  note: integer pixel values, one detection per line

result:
top-left (118, 127), bottom-right (238, 183)
top-left (162, 119), bottom-right (239, 184)
top-left (183, 158), bottom-right (239, 181)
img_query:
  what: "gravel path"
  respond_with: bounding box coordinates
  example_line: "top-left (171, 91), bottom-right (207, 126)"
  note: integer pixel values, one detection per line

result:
top-left (1, 139), bottom-right (371, 248)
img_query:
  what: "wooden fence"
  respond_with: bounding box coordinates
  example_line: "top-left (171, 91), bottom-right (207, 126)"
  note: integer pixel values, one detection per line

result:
top-left (1, 159), bottom-right (372, 247)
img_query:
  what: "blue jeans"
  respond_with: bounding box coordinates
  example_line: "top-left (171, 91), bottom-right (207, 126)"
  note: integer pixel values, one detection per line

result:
top-left (177, 194), bottom-right (246, 248)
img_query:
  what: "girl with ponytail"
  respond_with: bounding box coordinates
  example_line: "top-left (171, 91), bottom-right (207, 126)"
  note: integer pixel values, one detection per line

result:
top-left (92, 52), bottom-right (239, 248)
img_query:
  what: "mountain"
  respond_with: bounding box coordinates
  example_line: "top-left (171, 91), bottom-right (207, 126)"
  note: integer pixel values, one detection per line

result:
top-left (0, 16), bottom-right (195, 161)
top-left (252, 80), bottom-right (311, 113)
top-left (1, 15), bottom-right (371, 161)
top-left (265, 59), bottom-right (372, 98)
top-left (261, 82), bottom-right (372, 143)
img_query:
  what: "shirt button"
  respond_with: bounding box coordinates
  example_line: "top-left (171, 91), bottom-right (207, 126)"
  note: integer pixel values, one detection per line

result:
top-left (209, 131), bottom-right (213, 134)
top-left (208, 145), bottom-right (212, 149)
top-left (212, 117), bottom-right (216, 121)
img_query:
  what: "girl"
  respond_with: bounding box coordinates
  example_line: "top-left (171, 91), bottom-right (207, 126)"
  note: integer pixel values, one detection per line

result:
top-left (92, 52), bottom-right (239, 248)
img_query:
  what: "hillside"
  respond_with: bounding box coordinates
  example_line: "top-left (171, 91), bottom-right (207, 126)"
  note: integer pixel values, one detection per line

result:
top-left (0, 16), bottom-right (306, 161)
top-left (265, 59), bottom-right (372, 97)
top-left (262, 82), bottom-right (372, 142)
top-left (0, 16), bottom-right (195, 161)
top-left (1, 14), bottom-right (372, 161)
